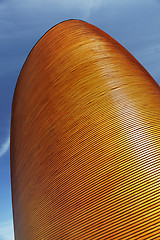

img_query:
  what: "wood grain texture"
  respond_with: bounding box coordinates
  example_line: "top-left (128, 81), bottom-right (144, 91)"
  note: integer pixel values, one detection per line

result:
top-left (10, 20), bottom-right (160, 239)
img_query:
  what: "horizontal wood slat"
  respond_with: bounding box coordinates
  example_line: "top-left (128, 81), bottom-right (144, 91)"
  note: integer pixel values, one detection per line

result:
top-left (10, 20), bottom-right (160, 239)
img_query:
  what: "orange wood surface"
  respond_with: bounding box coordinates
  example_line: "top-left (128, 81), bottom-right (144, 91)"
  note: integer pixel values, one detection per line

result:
top-left (10, 20), bottom-right (160, 239)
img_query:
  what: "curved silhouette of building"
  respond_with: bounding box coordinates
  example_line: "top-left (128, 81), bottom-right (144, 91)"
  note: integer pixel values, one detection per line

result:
top-left (10, 20), bottom-right (160, 239)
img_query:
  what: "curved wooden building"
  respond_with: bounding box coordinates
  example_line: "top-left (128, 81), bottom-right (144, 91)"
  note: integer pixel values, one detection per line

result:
top-left (10, 20), bottom-right (160, 239)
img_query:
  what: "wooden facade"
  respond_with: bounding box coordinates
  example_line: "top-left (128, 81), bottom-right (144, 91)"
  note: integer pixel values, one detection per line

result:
top-left (10, 20), bottom-right (160, 239)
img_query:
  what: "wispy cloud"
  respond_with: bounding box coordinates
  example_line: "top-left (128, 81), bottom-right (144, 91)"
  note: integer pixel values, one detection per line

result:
top-left (81, 0), bottom-right (104, 19)
top-left (0, 220), bottom-right (14, 240)
top-left (0, 136), bottom-right (10, 158)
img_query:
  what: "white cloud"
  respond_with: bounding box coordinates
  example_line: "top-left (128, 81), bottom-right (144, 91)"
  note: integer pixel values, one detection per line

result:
top-left (0, 136), bottom-right (10, 158)
top-left (0, 220), bottom-right (14, 240)
top-left (80, 0), bottom-right (104, 19)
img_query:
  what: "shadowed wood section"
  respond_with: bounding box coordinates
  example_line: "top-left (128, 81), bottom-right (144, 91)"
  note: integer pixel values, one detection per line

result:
top-left (10, 20), bottom-right (160, 239)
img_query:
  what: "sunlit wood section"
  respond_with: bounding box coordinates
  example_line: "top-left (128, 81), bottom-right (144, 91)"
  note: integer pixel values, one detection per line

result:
top-left (10, 20), bottom-right (160, 239)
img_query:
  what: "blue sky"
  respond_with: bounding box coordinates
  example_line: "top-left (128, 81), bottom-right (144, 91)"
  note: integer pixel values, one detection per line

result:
top-left (0, 0), bottom-right (160, 239)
